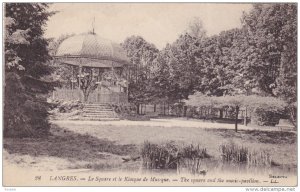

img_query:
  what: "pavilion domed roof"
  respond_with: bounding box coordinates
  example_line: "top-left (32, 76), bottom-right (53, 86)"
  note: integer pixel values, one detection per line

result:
top-left (55, 33), bottom-right (129, 65)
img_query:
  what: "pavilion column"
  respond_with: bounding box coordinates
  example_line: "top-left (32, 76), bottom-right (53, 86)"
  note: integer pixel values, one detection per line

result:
top-left (97, 68), bottom-right (101, 91)
top-left (78, 66), bottom-right (82, 89)
top-left (71, 66), bottom-right (75, 90)
top-left (111, 61), bottom-right (115, 85)
top-left (78, 60), bottom-right (82, 101)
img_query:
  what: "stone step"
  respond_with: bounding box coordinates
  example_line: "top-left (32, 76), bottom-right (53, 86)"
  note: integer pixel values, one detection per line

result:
top-left (83, 116), bottom-right (118, 119)
top-left (80, 117), bottom-right (120, 121)
top-left (83, 111), bottom-right (115, 114)
top-left (83, 111), bottom-right (114, 114)
top-left (83, 106), bottom-right (112, 108)
top-left (84, 106), bottom-right (112, 108)
top-left (82, 108), bottom-right (114, 111)
top-left (83, 113), bottom-right (116, 116)
top-left (82, 103), bottom-right (118, 120)
top-left (83, 108), bottom-right (113, 111)
top-left (83, 114), bottom-right (117, 117)
top-left (83, 109), bottom-right (113, 112)
top-left (84, 104), bottom-right (111, 106)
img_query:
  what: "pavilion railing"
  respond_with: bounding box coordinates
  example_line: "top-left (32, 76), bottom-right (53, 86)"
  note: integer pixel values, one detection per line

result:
top-left (52, 88), bottom-right (128, 104)
top-left (52, 88), bottom-right (83, 101)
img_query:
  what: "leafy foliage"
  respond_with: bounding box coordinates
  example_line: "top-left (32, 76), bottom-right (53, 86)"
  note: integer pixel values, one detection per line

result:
top-left (186, 93), bottom-right (287, 111)
top-left (241, 4), bottom-right (297, 99)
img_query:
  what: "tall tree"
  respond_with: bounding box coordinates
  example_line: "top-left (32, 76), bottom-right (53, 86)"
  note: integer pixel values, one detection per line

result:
top-left (4, 3), bottom-right (55, 137)
top-left (194, 35), bottom-right (224, 96)
top-left (122, 36), bottom-right (159, 113)
top-left (241, 4), bottom-right (297, 97)
top-left (166, 33), bottom-right (202, 100)
top-left (186, 17), bottom-right (207, 40)
top-left (242, 3), bottom-right (297, 125)
top-left (150, 46), bottom-right (172, 104)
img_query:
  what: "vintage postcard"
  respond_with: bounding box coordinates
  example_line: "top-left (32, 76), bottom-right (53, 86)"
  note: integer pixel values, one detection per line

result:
top-left (3, 2), bottom-right (298, 188)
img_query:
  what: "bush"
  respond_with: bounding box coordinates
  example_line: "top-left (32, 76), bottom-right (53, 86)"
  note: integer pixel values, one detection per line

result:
top-left (109, 103), bottom-right (136, 115)
top-left (110, 103), bottom-right (151, 121)
top-left (180, 144), bottom-right (210, 175)
top-left (141, 141), bottom-right (210, 174)
top-left (251, 108), bottom-right (281, 126)
top-left (141, 141), bottom-right (179, 169)
top-left (48, 99), bottom-right (84, 113)
top-left (220, 142), bottom-right (272, 166)
top-left (220, 143), bottom-right (248, 163)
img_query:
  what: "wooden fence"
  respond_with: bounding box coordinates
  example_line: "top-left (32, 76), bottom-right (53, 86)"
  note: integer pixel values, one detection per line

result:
top-left (52, 88), bottom-right (128, 104)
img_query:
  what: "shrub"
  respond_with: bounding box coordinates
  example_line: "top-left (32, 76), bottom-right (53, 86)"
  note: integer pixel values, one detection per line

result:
top-left (141, 141), bottom-right (210, 175)
top-left (141, 141), bottom-right (179, 169)
top-left (110, 103), bottom-right (151, 121)
top-left (179, 144), bottom-right (210, 175)
top-left (59, 100), bottom-right (83, 113)
top-left (48, 99), bottom-right (84, 113)
top-left (110, 103), bottom-right (136, 114)
top-left (220, 142), bottom-right (272, 166)
top-left (247, 149), bottom-right (272, 167)
top-left (220, 143), bottom-right (248, 163)
top-left (251, 108), bottom-right (281, 126)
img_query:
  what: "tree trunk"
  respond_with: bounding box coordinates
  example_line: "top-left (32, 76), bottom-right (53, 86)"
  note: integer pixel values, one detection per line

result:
top-left (154, 104), bottom-right (156, 112)
top-left (136, 104), bottom-right (140, 115)
top-left (141, 104), bottom-right (143, 115)
top-left (83, 90), bottom-right (89, 102)
top-left (244, 107), bottom-right (247, 126)
top-left (288, 106), bottom-right (296, 128)
top-left (183, 106), bottom-right (187, 117)
top-left (235, 106), bottom-right (239, 132)
top-left (163, 103), bottom-right (166, 116)
top-left (219, 108), bottom-right (223, 119)
top-left (200, 108), bottom-right (202, 119)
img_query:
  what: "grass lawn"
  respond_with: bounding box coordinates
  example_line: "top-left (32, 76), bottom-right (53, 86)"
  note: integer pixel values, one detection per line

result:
top-left (3, 119), bottom-right (297, 175)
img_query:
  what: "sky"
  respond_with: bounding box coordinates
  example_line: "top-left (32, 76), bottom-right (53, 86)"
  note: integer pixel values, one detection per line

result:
top-left (45, 3), bottom-right (253, 49)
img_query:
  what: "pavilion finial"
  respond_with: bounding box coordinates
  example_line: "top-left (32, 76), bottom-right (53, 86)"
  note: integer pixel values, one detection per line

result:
top-left (91, 16), bottom-right (95, 34)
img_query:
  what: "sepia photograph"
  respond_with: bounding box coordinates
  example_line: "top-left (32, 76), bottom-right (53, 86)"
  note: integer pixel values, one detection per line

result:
top-left (2, 1), bottom-right (298, 189)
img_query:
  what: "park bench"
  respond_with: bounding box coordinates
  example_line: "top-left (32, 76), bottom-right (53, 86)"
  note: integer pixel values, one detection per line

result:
top-left (275, 119), bottom-right (295, 131)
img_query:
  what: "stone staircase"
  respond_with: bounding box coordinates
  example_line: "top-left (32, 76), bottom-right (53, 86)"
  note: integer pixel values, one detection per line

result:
top-left (82, 103), bottom-right (120, 121)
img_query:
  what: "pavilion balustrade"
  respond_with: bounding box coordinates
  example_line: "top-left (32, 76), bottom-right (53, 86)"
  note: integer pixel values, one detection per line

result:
top-left (52, 88), bottom-right (128, 104)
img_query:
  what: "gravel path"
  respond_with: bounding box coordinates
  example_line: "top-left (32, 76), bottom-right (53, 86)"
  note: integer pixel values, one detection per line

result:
top-left (51, 118), bottom-right (290, 132)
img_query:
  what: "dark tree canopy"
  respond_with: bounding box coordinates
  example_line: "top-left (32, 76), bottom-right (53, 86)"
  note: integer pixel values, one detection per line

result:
top-left (4, 3), bottom-right (55, 137)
